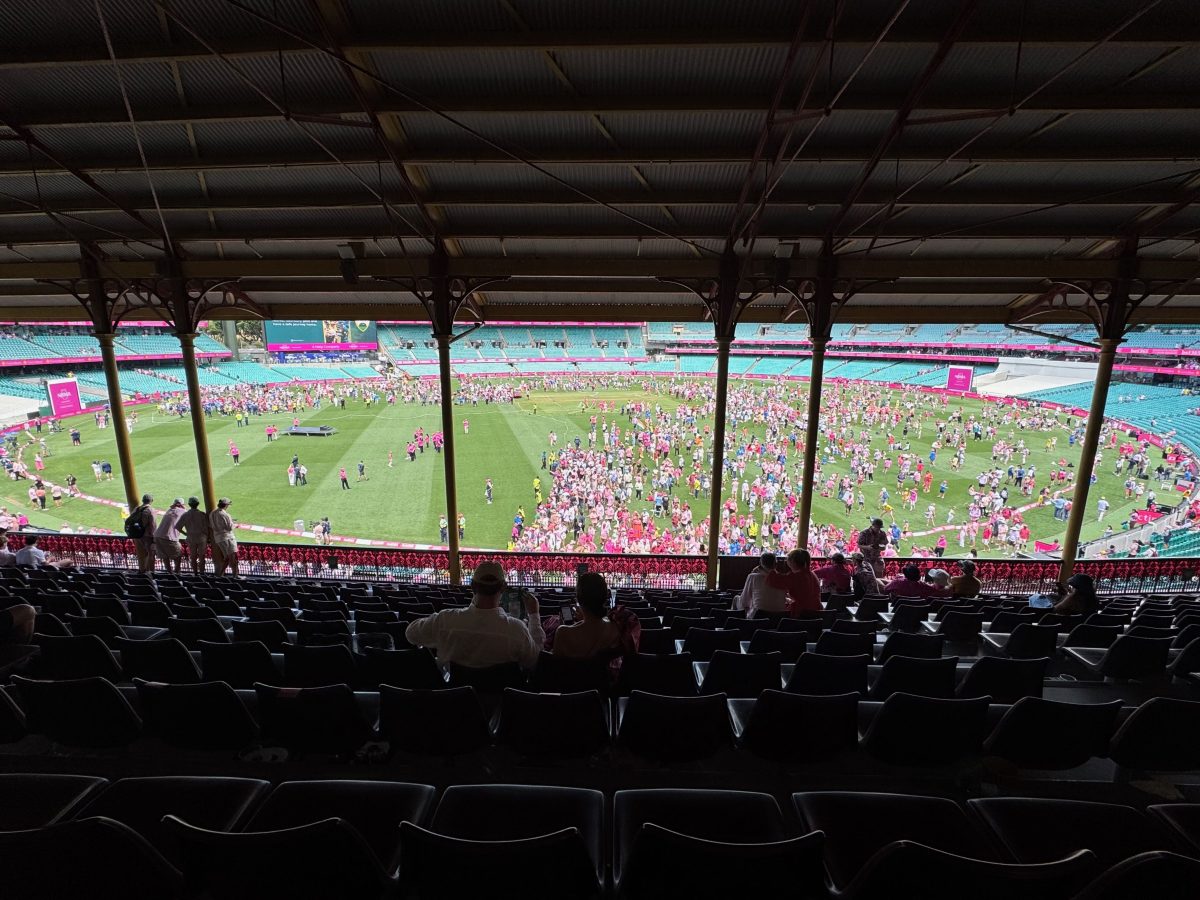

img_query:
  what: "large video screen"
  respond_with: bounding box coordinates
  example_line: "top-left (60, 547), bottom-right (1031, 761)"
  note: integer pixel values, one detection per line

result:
top-left (264, 320), bottom-right (378, 352)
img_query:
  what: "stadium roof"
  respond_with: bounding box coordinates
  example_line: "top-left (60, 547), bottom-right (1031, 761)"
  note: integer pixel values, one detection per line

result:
top-left (0, 0), bottom-right (1197, 325)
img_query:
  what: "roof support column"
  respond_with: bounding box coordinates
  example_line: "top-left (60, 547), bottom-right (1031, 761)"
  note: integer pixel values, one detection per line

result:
top-left (175, 329), bottom-right (218, 512)
top-left (379, 250), bottom-right (509, 586)
top-left (1058, 337), bottom-right (1120, 581)
top-left (795, 247), bottom-right (839, 552)
top-left (95, 330), bottom-right (140, 513)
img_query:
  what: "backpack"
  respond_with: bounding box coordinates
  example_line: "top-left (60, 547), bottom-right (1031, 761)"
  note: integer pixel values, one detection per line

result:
top-left (124, 506), bottom-right (147, 539)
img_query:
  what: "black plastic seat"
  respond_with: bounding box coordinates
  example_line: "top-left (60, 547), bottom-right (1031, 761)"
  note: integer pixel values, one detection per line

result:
top-left (282, 643), bottom-right (358, 688)
top-left (127, 599), bottom-right (173, 627)
top-left (681, 627), bottom-right (741, 661)
top-left (784, 651), bottom-right (870, 695)
top-left (63, 613), bottom-right (124, 644)
top-left (618, 690), bottom-right (733, 761)
top-left (1167, 638), bottom-right (1200, 679)
top-left (861, 692), bottom-right (990, 765)
top-left (1062, 624), bottom-right (1123, 649)
top-left (531, 651), bottom-right (611, 693)
top-left (1085, 612), bottom-right (1132, 628)
top-left (0, 817), bottom-right (185, 900)
top-left (619, 652), bottom-right (697, 696)
top-left (831, 618), bottom-right (881, 635)
top-left (987, 610), bottom-right (1037, 633)
top-left (254, 683), bottom-right (372, 756)
top-left (1171, 624), bottom-right (1200, 649)
top-left (746, 628), bottom-right (807, 661)
top-left (75, 775), bottom-right (269, 862)
top-left (170, 604), bottom-right (219, 620)
top-left (969, 797), bottom-right (1178, 871)
top-left (114, 636), bottom-right (200, 683)
top-left (1147, 805), bottom-right (1200, 856)
top-left (1069, 851), bottom-right (1200, 900)
top-left (401, 784), bottom-right (604, 900)
top-left (957, 656), bottom-right (1049, 703)
top-left (877, 630), bottom-right (945, 664)
top-left (165, 814), bottom-right (394, 900)
top-left (697, 650), bottom-right (782, 697)
top-left (793, 791), bottom-right (1002, 893)
top-left (166, 616), bottom-right (229, 650)
top-left (494, 688), bottom-right (610, 757)
top-left (246, 780), bottom-right (436, 873)
top-left (294, 617), bottom-right (352, 646)
top-left (200, 640), bottom-right (280, 688)
top-left (887, 603), bottom-right (932, 632)
top-left (34, 633), bottom-right (121, 680)
top-left (135, 679), bottom-right (260, 750)
top-left (615, 788), bottom-right (823, 900)
top-left (869, 655), bottom-right (959, 700)
top-left (1064, 635), bottom-right (1172, 679)
top-left (924, 609), bottom-right (985, 642)
top-left (983, 697), bottom-right (1123, 769)
top-left (377, 685), bottom-right (491, 757)
top-left (814, 629), bottom-right (875, 657)
top-left (1108, 698), bottom-right (1200, 771)
top-left (246, 605), bottom-right (298, 628)
top-left (12, 675), bottom-right (141, 747)
top-left (777, 617), bottom-right (823, 640)
top-left (446, 661), bottom-right (526, 692)
top-left (989, 623), bottom-right (1060, 659)
top-left (735, 690), bottom-right (859, 762)
top-left (360, 647), bottom-right (445, 690)
top-left (84, 594), bottom-right (131, 625)
top-left (635, 627), bottom-right (674, 654)
top-left (0, 773), bottom-right (108, 829)
top-left (232, 618), bottom-right (291, 650)
top-left (32, 611), bottom-right (69, 637)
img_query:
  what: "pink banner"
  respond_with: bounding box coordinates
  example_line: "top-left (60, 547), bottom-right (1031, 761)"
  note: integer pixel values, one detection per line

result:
top-left (45, 378), bottom-right (83, 417)
top-left (946, 365), bottom-right (974, 391)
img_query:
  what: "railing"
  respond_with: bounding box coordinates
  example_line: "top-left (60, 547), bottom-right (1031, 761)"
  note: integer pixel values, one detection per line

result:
top-left (27, 534), bottom-right (1200, 596)
top-left (30, 535), bottom-right (709, 591)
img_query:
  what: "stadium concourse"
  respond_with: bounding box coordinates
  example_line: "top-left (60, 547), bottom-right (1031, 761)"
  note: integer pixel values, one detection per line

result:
top-left (2, 1), bottom-right (1200, 898)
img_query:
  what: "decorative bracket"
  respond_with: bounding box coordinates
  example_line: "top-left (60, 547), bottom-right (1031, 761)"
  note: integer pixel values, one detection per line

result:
top-left (376, 249), bottom-right (510, 339)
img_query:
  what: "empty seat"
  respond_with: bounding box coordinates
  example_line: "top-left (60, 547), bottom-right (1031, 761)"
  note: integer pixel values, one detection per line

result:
top-left (886, 603), bottom-right (931, 632)
top-left (861, 693), bottom-right (990, 765)
top-left (165, 814), bottom-right (393, 900)
top-left (12, 675), bottom-right (141, 747)
top-left (166, 616), bottom-right (229, 649)
top-left (985, 623), bottom-right (1060, 660)
top-left (831, 618), bottom-right (881, 635)
top-left (1109, 698), bottom-right (1200, 771)
top-left (63, 614), bottom-right (124, 644)
top-left (618, 690), bottom-right (733, 761)
top-left (619, 652), bottom-right (697, 696)
top-left (246, 605), bottom-right (298, 628)
top-left (869, 655), bottom-right (959, 700)
top-left (969, 797), bottom-right (1178, 870)
top-left (34, 633), bottom-right (121, 681)
top-left (127, 599), bottom-right (173, 628)
top-left (245, 780), bottom-right (436, 873)
top-left (1147, 804), bottom-right (1200, 856)
top-left (925, 610), bottom-right (985, 641)
top-left (0, 773), bottom-right (108, 829)
top-left (983, 697), bottom-right (1122, 770)
top-left (135, 679), bottom-right (260, 751)
top-left (878, 631), bottom-right (944, 664)
top-left (494, 689), bottom-right (610, 757)
top-left (378, 685), bottom-right (491, 757)
top-left (282, 643), bottom-right (358, 688)
top-left (0, 817), bottom-right (184, 900)
top-left (696, 650), bottom-right (782, 697)
top-left (1064, 635), bottom-right (1172, 680)
top-left (75, 776), bottom-right (269, 862)
top-left (1167, 637), bottom-right (1200, 679)
top-left (635, 627), bottom-right (674, 654)
top-left (84, 595), bottom-right (131, 625)
top-left (114, 636), bottom-right (200, 683)
top-left (681, 628), bottom-right (740, 661)
top-left (200, 640), bottom-right (280, 688)
top-left (815, 630), bottom-right (876, 657)
top-left (401, 784), bottom-right (603, 900)
top-left (987, 610), bottom-right (1037, 633)
top-left (254, 683), bottom-right (372, 756)
top-left (294, 617), bottom-right (352, 645)
top-left (957, 656), bottom-right (1049, 703)
top-left (616, 788), bottom-right (823, 900)
top-left (1069, 851), bottom-right (1200, 900)
top-left (530, 651), bottom-right (611, 694)
top-left (231, 618), bottom-right (291, 650)
top-left (746, 628), bottom-right (807, 661)
top-left (359, 647), bottom-right (445, 690)
top-left (1062, 624), bottom-right (1123, 649)
top-left (735, 690), bottom-right (859, 763)
top-left (785, 652), bottom-right (870, 695)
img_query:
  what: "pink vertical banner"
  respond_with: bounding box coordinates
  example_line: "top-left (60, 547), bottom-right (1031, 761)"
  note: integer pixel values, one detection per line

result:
top-left (45, 378), bottom-right (83, 417)
top-left (945, 365), bottom-right (974, 392)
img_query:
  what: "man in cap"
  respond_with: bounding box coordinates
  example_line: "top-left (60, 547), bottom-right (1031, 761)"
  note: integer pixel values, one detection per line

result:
top-left (951, 559), bottom-right (982, 598)
top-left (131, 493), bottom-right (157, 574)
top-left (405, 560), bottom-right (543, 670)
top-left (154, 498), bottom-right (187, 575)
top-left (179, 497), bottom-right (209, 575)
top-left (210, 497), bottom-right (239, 576)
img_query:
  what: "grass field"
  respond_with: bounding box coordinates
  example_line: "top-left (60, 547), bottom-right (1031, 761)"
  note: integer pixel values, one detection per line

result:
top-left (0, 379), bottom-right (1159, 556)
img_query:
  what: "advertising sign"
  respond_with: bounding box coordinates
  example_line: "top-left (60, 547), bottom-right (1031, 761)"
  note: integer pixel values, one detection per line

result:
top-left (265, 320), bottom-right (378, 352)
top-left (946, 365), bottom-right (974, 392)
top-left (46, 378), bottom-right (83, 417)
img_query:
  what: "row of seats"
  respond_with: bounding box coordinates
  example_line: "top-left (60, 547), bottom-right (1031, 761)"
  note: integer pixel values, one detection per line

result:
top-left (2, 773), bottom-right (1199, 899)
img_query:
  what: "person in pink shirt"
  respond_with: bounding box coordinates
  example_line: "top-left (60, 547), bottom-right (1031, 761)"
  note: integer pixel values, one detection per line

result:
top-left (813, 552), bottom-right (853, 594)
top-left (883, 564), bottom-right (951, 600)
top-left (766, 549), bottom-right (822, 615)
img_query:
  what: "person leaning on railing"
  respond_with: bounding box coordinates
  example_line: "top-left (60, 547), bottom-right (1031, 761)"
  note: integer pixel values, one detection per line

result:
top-left (210, 497), bottom-right (239, 577)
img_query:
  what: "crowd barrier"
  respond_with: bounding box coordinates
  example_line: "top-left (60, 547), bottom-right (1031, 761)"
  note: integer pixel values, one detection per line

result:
top-left (26, 535), bottom-right (1200, 596)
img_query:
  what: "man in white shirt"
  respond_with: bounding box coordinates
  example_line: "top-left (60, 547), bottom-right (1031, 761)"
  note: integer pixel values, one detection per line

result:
top-left (405, 560), bottom-right (544, 670)
top-left (14, 535), bottom-right (46, 567)
top-left (0, 527), bottom-right (16, 567)
top-left (736, 551), bottom-right (789, 619)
